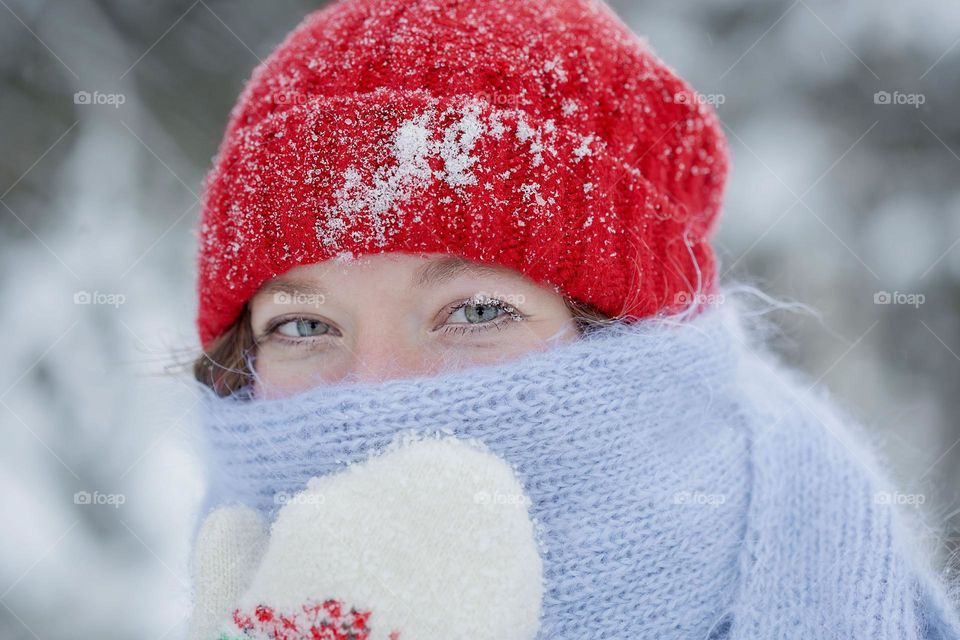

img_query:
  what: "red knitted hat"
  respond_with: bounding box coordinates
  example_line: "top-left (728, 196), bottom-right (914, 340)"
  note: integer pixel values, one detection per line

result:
top-left (196, 0), bottom-right (728, 348)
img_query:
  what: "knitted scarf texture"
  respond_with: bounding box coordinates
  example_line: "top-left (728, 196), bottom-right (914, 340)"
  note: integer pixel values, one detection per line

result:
top-left (198, 294), bottom-right (960, 639)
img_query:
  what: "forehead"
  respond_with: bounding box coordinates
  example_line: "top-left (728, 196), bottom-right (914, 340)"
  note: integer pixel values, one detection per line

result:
top-left (255, 253), bottom-right (519, 297)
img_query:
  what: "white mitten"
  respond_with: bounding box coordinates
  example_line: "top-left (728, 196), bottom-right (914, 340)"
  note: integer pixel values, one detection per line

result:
top-left (188, 437), bottom-right (543, 640)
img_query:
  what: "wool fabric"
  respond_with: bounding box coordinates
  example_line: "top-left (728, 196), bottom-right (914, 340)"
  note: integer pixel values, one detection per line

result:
top-left (195, 0), bottom-right (729, 348)
top-left (197, 295), bottom-right (960, 639)
top-left (190, 438), bottom-right (544, 640)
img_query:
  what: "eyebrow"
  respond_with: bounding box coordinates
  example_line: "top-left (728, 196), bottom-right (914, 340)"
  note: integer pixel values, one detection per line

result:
top-left (412, 256), bottom-right (505, 288)
top-left (256, 256), bottom-right (507, 300)
top-left (256, 279), bottom-right (328, 297)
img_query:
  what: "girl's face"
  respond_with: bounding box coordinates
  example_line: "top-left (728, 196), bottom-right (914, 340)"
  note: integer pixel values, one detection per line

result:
top-left (248, 253), bottom-right (578, 397)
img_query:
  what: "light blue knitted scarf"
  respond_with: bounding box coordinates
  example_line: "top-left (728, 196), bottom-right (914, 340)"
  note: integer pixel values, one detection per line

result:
top-left (198, 297), bottom-right (960, 639)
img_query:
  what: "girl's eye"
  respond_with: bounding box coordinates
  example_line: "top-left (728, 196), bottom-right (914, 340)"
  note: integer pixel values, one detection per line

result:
top-left (451, 302), bottom-right (506, 324)
top-left (441, 295), bottom-right (525, 334)
top-left (275, 318), bottom-right (333, 338)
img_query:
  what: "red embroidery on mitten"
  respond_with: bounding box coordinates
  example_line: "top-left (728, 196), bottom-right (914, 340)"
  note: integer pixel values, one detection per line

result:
top-left (228, 599), bottom-right (398, 640)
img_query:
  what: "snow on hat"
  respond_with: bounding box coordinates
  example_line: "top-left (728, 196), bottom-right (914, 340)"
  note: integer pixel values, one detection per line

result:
top-left (196, 0), bottom-right (729, 348)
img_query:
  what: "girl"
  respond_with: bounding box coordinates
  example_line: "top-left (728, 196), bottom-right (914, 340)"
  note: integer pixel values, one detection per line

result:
top-left (187, 0), bottom-right (960, 638)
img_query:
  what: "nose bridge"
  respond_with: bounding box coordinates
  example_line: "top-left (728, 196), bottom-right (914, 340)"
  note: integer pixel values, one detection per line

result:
top-left (346, 325), bottom-right (431, 382)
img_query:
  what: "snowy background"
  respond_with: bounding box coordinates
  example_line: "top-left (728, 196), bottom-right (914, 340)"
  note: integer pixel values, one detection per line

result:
top-left (1, 0), bottom-right (958, 637)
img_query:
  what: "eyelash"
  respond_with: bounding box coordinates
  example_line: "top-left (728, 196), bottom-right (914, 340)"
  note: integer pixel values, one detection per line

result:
top-left (260, 316), bottom-right (339, 348)
top-left (261, 296), bottom-right (525, 346)
top-left (436, 297), bottom-right (525, 335)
